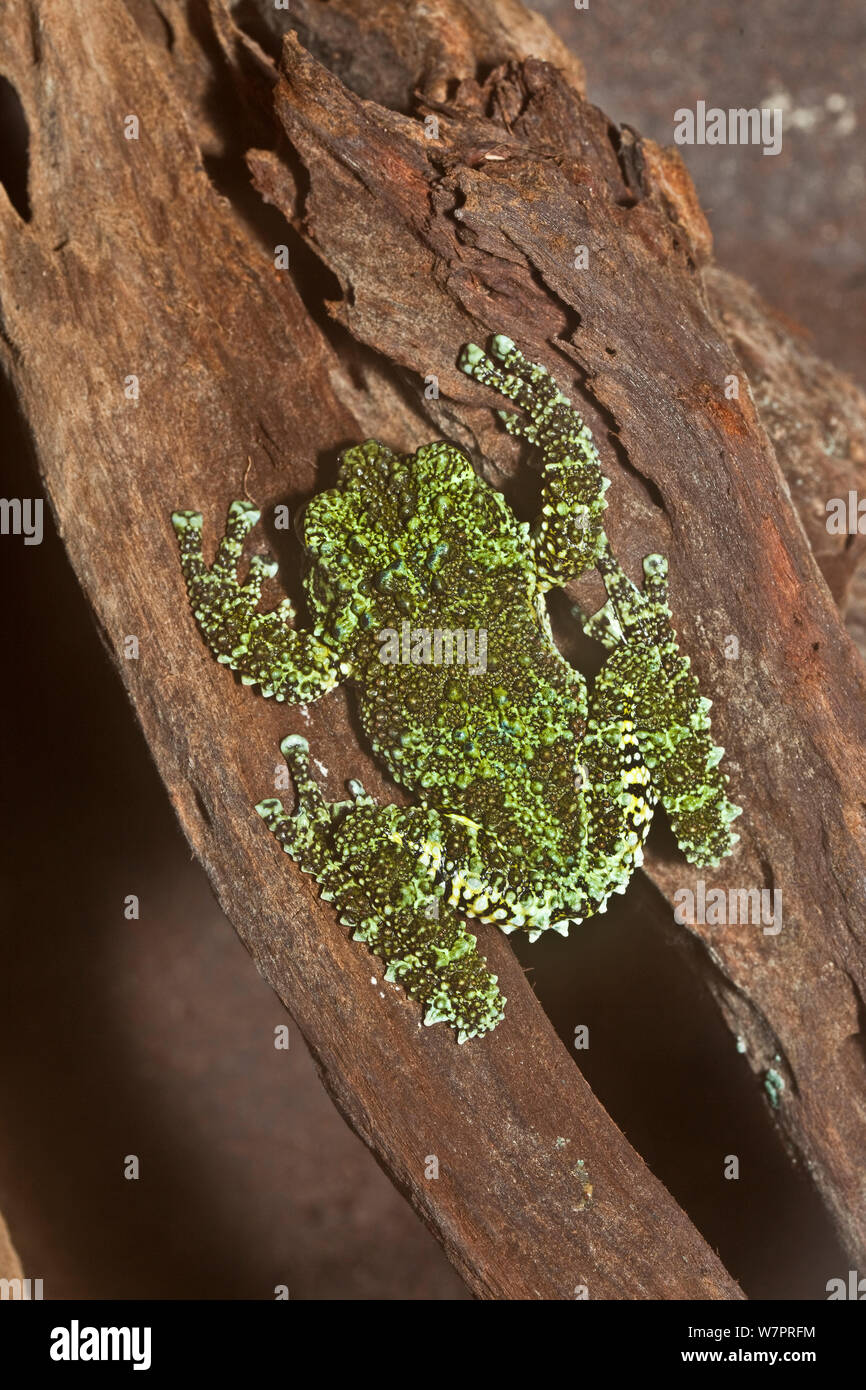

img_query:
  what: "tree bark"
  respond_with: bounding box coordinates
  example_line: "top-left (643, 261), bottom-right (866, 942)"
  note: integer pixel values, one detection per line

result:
top-left (0, 0), bottom-right (863, 1294)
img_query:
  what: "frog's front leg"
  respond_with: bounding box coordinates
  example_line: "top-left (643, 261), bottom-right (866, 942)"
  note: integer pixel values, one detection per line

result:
top-left (172, 502), bottom-right (343, 702)
top-left (586, 543), bottom-right (741, 868)
top-left (459, 334), bottom-right (609, 587)
top-left (257, 736), bottom-right (506, 1042)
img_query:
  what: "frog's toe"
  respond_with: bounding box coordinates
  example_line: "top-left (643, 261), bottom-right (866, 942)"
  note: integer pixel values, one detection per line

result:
top-left (642, 552), bottom-right (671, 611)
top-left (490, 332), bottom-right (517, 359)
top-left (458, 342), bottom-right (485, 373)
top-left (171, 509), bottom-right (203, 532)
top-left (580, 597), bottom-right (624, 651)
top-left (280, 733), bottom-right (309, 754)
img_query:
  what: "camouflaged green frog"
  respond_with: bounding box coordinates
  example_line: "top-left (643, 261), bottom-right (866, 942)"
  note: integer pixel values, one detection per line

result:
top-left (173, 336), bottom-right (739, 1042)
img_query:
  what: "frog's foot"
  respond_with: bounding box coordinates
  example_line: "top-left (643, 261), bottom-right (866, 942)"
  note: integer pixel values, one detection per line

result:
top-left (258, 740), bottom-right (505, 1043)
top-left (587, 545), bottom-right (741, 867)
top-left (581, 552), bottom-right (673, 652)
top-left (172, 502), bottom-right (343, 703)
top-left (256, 734), bottom-right (335, 873)
top-left (459, 334), bottom-right (609, 587)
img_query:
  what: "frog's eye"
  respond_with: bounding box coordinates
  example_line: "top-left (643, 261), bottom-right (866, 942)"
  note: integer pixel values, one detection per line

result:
top-left (302, 492), bottom-right (349, 554)
top-left (574, 761), bottom-right (589, 791)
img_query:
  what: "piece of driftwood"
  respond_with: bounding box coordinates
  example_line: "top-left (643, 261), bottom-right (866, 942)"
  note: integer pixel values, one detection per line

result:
top-left (0, 0), bottom-right (742, 1300)
top-left (242, 7), bottom-right (866, 1266)
top-left (0, 0), bottom-right (861, 1296)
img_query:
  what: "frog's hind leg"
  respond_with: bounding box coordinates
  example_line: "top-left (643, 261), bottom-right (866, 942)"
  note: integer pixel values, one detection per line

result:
top-left (438, 815), bottom-right (584, 944)
top-left (459, 335), bottom-right (609, 586)
top-left (172, 502), bottom-right (342, 703)
top-left (586, 542), bottom-right (741, 868)
top-left (257, 737), bottom-right (505, 1042)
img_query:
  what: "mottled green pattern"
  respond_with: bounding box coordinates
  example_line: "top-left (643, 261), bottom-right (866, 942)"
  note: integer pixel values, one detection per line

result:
top-left (172, 334), bottom-right (740, 1042)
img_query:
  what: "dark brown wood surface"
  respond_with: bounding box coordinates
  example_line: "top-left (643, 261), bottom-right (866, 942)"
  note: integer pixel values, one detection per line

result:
top-left (0, 0), bottom-right (863, 1295)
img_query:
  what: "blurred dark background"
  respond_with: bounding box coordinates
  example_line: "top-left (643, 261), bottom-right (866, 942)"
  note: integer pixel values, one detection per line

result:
top-left (0, 0), bottom-right (862, 1299)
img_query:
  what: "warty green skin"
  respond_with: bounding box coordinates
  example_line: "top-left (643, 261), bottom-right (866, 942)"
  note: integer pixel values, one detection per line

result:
top-left (172, 335), bottom-right (740, 1042)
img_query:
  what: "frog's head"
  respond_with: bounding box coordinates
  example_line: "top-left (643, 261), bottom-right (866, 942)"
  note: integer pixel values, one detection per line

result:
top-left (299, 440), bottom-right (421, 652)
top-left (299, 438), bottom-right (514, 655)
